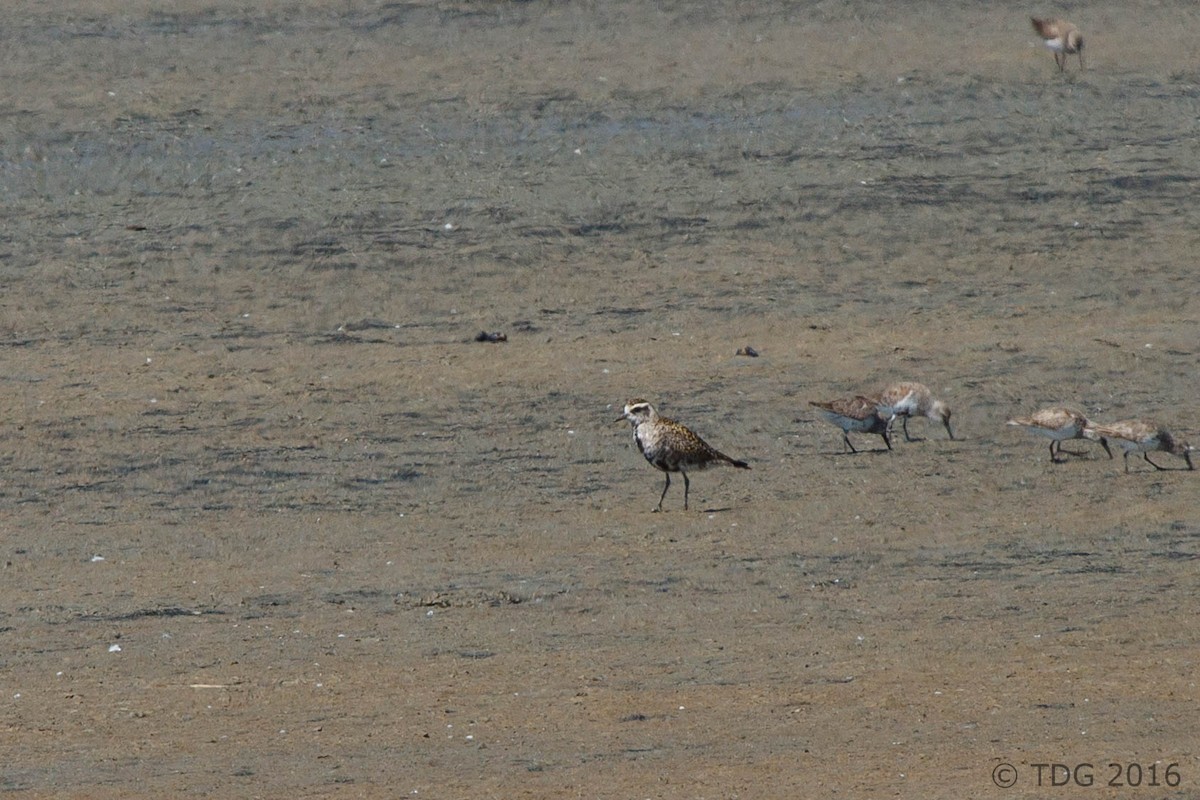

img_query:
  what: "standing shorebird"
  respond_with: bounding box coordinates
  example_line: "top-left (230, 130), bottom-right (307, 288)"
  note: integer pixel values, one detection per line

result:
top-left (810, 395), bottom-right (892, 454)
top-left (1006, 406), bottom-right (1111, 462)
top-left (617, 399), bottom-right (750, 511)
top-left (1031, 17), bottom-right (1085, 71)
top-left (873, 381), bottom-right (954, 442)
top-left (1087, 419), bottom-right (1194, 473)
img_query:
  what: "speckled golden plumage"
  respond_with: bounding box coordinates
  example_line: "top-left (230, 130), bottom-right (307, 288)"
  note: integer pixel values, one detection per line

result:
top-left (618, 399), bottom-right (750, 511)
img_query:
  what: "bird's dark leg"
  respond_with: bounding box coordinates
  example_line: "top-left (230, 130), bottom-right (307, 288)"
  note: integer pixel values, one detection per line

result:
top-left (656, 473), bottom-right (671, 512)
top-left (681, 470), bottom-right (690, 511)
top-left (1144, 454), bottom-right (1167, 471)
top-left (902, 416), bottom-right (916, 442)
top-left (881, 429), bottom-right (893, 451)
top-left (1050, 440), bottom-right (1083, 461)
top-left (842, 432), bottom-right (858, 454)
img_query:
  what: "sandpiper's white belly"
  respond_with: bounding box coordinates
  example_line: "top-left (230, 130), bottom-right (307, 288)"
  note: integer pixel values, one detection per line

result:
top-left (888, 393), bottom-right (918, 418)
top-left (816, 409), bottom-right (874, 434)
top-left (1026, 421), bottom-right (1082, 441)
top-left (1110, 435), bottom-right (1158, 455)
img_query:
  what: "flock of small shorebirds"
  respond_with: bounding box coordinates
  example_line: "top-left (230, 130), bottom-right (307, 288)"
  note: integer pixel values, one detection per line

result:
top-left (614, 18), bottom-right (1163, 512)
top-left (618, 383), bottom-right (1194, 512)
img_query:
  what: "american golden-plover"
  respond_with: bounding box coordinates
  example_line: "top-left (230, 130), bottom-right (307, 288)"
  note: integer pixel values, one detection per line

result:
top-left (810, 395), bottom-right (892, 454)
top-left (1031, 17), bottom-right (1084, 71)
top-left (617, 399), bottom-right (750, 512)
top-left (1087, 419), bottom-right (1194, 473)
top-left (873, 381), bottom-right (954, 441)
top-left (1006, 406), bottom-right (1110, 462)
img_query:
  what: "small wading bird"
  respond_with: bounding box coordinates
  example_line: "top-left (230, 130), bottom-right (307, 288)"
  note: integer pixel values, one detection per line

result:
top-left (1031, 17), bottom-right (1085, 71)
top-left (872, 381), bottom-right (954, 442)
top-left (1006, 406), bottom-right (1111, 463)
top-left (810, 395), bottom-right (892, 454)
top-left (1087, 419), bottom-right (1194, 473)
top-left (617, 399), bottom-right (750, 512)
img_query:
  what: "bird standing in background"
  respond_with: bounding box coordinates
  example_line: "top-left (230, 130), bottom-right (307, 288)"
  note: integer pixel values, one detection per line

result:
top-left (1031, 17), bottom-right (1085, 71)
top-left (873, 381), bottom-right (954, 442)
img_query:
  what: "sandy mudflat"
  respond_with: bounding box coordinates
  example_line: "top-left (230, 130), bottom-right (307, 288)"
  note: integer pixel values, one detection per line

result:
top-left (1, 1), bottom-right (1198, 796)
